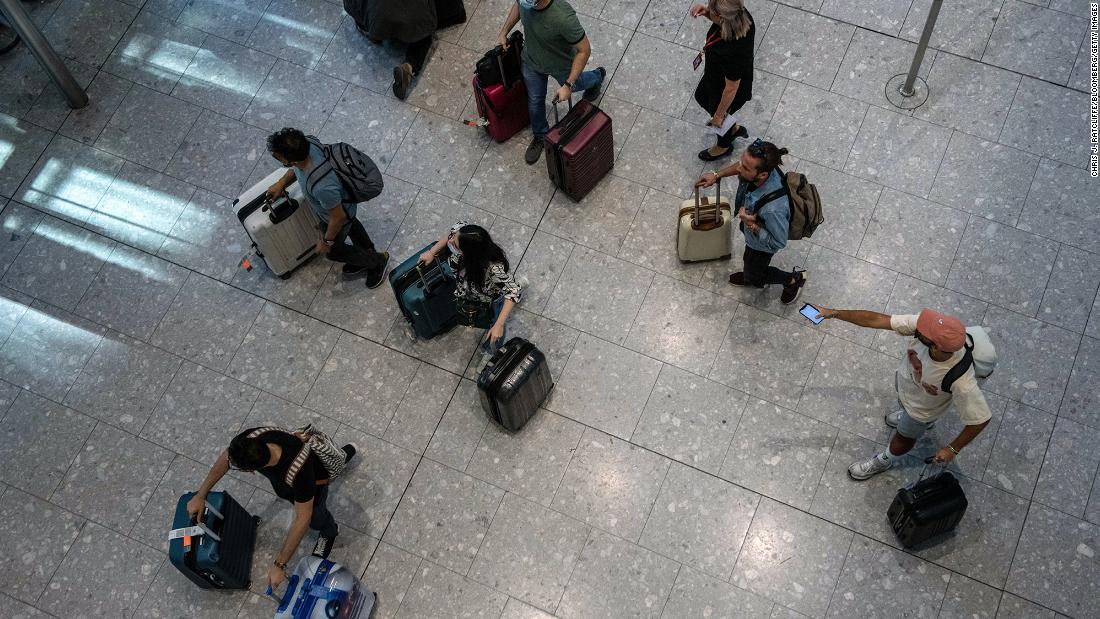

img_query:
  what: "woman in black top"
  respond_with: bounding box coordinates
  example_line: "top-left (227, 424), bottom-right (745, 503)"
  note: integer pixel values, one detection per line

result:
top-left (690, 0), bottom-right (755, 161)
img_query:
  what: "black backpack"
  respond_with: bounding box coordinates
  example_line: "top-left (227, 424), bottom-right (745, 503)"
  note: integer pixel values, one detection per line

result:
top-left (476, 31), bottom-right (524, 89)
top-left (305, 136), bottom-right (384, 204)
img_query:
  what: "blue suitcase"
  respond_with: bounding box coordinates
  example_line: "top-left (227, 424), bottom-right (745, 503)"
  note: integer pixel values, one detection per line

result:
top-left (168, 491), bottom-right (259, 589)
top-left (269, 556), bottom-right (377, 619)
top-left (388, 243), bottom-right (461, 339)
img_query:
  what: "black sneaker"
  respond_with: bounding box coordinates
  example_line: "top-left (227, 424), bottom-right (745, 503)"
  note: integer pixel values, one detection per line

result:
top-left (583, 67), bottom-right (606, 101)
top-left (392, 63), bottom-right (413, 100)
top-left (342, 263), bottom-right (369, 275)
top-left (341, 443), bottom-right (358, 463)
top-left (525, 138), bottom-right (544, 165)
top-left (780, 268), bottom-right (808, 305)
top-left (312, 533), bottom-right (337, 559)
top-left (365, 252), bottom-right (390, 289)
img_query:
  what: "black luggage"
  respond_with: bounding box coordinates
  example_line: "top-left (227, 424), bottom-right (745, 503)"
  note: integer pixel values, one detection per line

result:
top-left (887, 459), bottom-right (968, 548)
top-left (476, 31), bottom-right (524, 89)
top-left (477, 337), bottom-right (554, 431)
top-left (169, 491), bottom-right (260, 589)
top-left (435, 0), bottom-right (467, 29)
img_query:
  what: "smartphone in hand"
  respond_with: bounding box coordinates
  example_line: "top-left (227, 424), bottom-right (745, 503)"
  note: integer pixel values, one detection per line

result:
top-left (800, 303), bottom-right (824, 325)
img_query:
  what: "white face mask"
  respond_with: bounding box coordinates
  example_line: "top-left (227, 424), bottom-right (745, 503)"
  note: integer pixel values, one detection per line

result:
top-left (518, 0), bottom-right (537, 9)
top-left (447, 238), bottom-right (461, 256)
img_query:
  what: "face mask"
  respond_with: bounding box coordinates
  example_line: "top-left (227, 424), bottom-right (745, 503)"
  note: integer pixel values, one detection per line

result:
top-left (447, 238), bottom-right (461, 256)
top-left (518, 0), bottom-right (537, 9)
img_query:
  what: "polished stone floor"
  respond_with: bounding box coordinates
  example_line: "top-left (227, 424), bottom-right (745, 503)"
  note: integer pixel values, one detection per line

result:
top-left (0, 0), bottom-right (1097, 617)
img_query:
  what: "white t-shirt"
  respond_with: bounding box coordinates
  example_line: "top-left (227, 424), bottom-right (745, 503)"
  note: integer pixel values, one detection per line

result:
top-left (890, 314), bottom-right (993, 425)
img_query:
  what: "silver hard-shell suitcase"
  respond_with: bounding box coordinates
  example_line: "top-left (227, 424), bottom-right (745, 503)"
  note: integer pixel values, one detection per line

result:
top-left (234, 168), bottom-right (319, 278)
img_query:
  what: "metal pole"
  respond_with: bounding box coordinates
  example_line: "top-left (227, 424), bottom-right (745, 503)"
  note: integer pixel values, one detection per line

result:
top-left (0, 0), bottom-right (88, 109)
top-left (899, 0), bottom-right (943, 97)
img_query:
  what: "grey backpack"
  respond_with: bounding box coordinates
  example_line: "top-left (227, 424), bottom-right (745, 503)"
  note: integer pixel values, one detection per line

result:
top-left (305, 136), bottom-right (384, 204)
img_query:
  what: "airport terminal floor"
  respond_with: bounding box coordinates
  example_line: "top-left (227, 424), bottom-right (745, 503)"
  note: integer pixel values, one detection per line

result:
top-left (0, 0), bottom-right (1097, 616)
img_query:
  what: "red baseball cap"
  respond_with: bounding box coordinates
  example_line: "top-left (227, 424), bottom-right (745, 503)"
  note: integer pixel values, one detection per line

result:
top-left (916, 308), bottom-right (966, 353)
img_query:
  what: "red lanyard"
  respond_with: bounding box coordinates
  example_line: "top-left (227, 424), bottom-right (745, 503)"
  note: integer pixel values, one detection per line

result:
top-left (702, 32), bottom-right (722, 52)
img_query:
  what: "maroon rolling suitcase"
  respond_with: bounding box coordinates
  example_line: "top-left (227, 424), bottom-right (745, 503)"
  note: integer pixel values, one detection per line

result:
top-left (544, 99), bottom-right (613, 201)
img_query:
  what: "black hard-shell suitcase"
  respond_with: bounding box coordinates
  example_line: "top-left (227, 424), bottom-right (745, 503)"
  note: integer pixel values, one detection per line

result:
top-left (477, 337), bottom-right (553, 431)
top-left (168, 491), bottom-right (260, 589)
top-left (887, 461), bottom-right (968, 548)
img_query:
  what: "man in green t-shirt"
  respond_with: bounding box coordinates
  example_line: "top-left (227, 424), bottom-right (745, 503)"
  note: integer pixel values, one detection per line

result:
top-left (498, 0), bottom-right (605, 164)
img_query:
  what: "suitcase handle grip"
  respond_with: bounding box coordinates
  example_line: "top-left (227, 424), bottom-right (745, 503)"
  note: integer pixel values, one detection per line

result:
top-left (550, 96), bottom-right (574, 124)
top-left (916, 456), bottom-right (949, 482)
top-left (266, 574), bottom-right (300, 612)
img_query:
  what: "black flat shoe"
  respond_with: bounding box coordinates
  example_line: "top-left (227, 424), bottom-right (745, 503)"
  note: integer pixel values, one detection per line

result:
top-left (730, 124), bottom-right (749, 141)
top-left (698, 146), bottom-right (733, 162)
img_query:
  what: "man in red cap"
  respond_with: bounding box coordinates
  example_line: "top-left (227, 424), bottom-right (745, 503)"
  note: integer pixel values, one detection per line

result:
top-left (813, 306), bottom-right (992, 480)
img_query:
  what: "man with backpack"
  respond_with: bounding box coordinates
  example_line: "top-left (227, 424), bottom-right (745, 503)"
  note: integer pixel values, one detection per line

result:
top-left (186, 428), bottom-right (357, 590)
top-left (812, 306), bottom-right (994, 480)
top-left (265, 127), bottom-right (390, 288)
top-left (696, 138), bottom-right (808, 304)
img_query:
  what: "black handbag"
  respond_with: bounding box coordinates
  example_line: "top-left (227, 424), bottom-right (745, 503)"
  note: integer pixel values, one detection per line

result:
top-left (455, 296), bottom-right (494, 329)
top-left (476, 31), bottom-right (524, 89)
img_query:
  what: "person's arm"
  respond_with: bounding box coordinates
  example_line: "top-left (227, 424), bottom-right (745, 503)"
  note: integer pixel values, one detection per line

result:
top-left (264, 170), bottom-right (296, 200)
top-left (934, 420), bottom-right (990, 463)
top-left (498, 2), bottom-right (520, 48)
top-left (555, 35), bottom-right (592, 103)
top-left (315, 204), bottom-right (347, 255)
top-left (186, 451), bottom-right (230, 518)
top-left (742, 203), bottom-right (786, 253)
top-left (420, 221), bottom-right (467, 265)
top-left (815, 307), bottom-right (893, 330)
top-left (267, 499), bottom-right (313, 589)
top-left (487, 298), bottom-right (517, 344)
top-left (696, 161), bottom-right (743, 188)
top-left (709, 78), bottom-right (741, 128)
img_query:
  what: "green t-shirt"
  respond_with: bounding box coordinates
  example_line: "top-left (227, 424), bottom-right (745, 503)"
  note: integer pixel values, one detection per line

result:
top-left (518, 0), bottom-right (586, 76)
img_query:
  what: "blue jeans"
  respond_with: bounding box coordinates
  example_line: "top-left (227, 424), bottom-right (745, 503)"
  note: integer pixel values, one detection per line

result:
top-left (522, 63), bottom-right (604, 140)
top-left (482, 296), bottom-right (508, 356)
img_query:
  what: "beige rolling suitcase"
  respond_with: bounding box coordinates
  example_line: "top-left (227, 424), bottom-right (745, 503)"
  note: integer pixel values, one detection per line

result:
top-left (234, 168), bottom-right (320, 278)
top-left (676, 181), bottom-right (732, 263)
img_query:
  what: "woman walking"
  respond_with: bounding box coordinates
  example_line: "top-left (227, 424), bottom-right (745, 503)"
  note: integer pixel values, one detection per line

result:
top-left (416, 221), bottom-right (523, 355)
top-left (689, 0), bottom-right (755, 161)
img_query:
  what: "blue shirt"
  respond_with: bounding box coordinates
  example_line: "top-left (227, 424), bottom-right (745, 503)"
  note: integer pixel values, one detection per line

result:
top-left (292, 143), bottom-right (358, 223)
top-left (735, 169), bottom-right (789, 254)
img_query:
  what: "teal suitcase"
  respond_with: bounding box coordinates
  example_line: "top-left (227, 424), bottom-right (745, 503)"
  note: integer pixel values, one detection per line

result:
top-left (168, 491), bottom-right (259, 589)
top-left (388, 243), bottom-right (461, 339)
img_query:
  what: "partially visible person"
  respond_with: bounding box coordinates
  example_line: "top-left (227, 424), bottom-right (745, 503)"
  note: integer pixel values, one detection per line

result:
top-left (417, 221), bottom-right (522, 355)
top-left (497, 0), bottom-right (606, 164)
top-left (347, 0), bottom-right (437, 100)
top-left (187, 429), bottom-right (358, 591)
top-left (265, 128), bottom-right (390, 288)
top-left (689, 0), bottom-right (755, 161)
top-left (696, 138), bottom-right (807, 303)
top-left (813, 306), bottom-right (993, 480)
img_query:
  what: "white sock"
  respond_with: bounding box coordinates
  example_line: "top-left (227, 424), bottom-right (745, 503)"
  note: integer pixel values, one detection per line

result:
top-left (878, 450), bottom-right (897, 464)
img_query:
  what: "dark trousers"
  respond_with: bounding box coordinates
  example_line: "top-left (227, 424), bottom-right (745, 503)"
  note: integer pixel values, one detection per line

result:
top-left (743, 245), bottom-right (792, 287)
top-left (309, 485), bottom-right (338, 537)
top-left (405, 36), bottom-right (433, 74)
top-left (320, 216), bottom-right (386, 272)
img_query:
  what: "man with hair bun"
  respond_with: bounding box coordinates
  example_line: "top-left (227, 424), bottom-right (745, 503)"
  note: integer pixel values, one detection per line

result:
top-left (812, 306), bottom-right (994, 480)
top-left (696, 138), bottom-right (808, 304)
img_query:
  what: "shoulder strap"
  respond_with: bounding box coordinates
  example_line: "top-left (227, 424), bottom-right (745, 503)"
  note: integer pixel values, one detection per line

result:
top-left (246, 426), bottom-right (286, 439)
top-left (940, 334), bottom-right (976, 394)
top-left (283, 442), bottom-right (313, 489)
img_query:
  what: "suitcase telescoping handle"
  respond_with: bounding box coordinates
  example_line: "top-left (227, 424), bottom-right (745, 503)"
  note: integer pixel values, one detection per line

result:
top-left (692, 179), bottom-right (723, 229)
top-left (167, 498), bottom-right (224, 545)
top-left (550, 96), bottom-right (574, 125)
top-left (914, 456), bottom-right (950, 484)
top-left (415, 258), bottom-right (448, 294)
top-left (266, 574), bottom-right (301, 611)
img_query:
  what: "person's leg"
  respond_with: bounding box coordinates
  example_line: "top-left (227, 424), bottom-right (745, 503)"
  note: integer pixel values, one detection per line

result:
top-left (309, 486), bottom-right (339, 540)
top-left (521, 63), bottom-right (550, 163)
top-left (737, 246), bottom-right (771, 288)
top-left (405, 35), bottom-right (433, 74)
top-left (481, 296), bottom-right (507, 356)
top-left (343, 216), bottom-right (386, 271)
top-left (556, 67), bottom-right (606, 101)
top-left (848, 409), bottom-right (928, 480)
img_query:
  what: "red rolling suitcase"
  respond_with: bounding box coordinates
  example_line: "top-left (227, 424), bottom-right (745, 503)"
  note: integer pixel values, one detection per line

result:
top-left (544, 99), bottom-right (613, 201)
top-left (472, 77), bottom-right (529, 143)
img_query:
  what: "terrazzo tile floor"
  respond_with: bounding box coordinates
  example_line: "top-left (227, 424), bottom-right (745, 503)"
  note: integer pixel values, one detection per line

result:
top-left (0, 0), bottom-right (1097, 616)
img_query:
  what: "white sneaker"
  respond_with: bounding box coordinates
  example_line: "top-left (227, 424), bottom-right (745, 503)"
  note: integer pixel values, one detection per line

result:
top-left (848, 453), bottom-right (893, 480)
top-left (884, 409), bottom-right (934, 430)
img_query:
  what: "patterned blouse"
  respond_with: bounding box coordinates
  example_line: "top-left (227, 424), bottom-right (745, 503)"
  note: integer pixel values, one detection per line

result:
top-left (447, 221), bottom-right (523, 304)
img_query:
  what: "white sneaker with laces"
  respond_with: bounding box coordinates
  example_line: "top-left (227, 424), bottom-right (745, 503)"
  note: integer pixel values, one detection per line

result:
top-left (848, 453), bottom-right (893, 480)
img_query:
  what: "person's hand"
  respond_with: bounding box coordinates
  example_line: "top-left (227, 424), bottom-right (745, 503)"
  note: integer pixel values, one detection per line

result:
top-left (485, 322), bottom-right (505, 346)
top-left (264, 182), bottom-right (283, 202)
top-left (933, 447), bottom-right (957, 464)
top-left (418, 251), bottom-right (435, 266)
top-left (498, 32), bottom-right (509, 51)
top-left (736, 209), bottom-right (756, 225)
top-left (695, 172), bottom-right (717, 188)
top-left (267, 565), bottom-right (287, 591)
top-left (813, 305), bottom-right (838, 321)
top-left (689, 4), bottom-right (708, 17)
top-left (709, 112), bottom-right (726, 128)
top-left (554, 84), bottom-right (571, 104)
top-left (315, 240), bottom-right (330, 255)
top-left (185, 493), bottom-right (206, 521)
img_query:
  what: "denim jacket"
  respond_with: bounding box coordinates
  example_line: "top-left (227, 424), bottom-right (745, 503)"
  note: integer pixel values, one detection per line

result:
top-left (735, 169), bottom-right (790, 254)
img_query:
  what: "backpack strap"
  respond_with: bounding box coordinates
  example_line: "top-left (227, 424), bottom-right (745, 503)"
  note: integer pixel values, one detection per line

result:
top-left (940, 334), bottom-right (976, 394)
top-left (246, 426), bottom-right (285, 439)
top-left (283, 441), bottom-right (313, 489)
